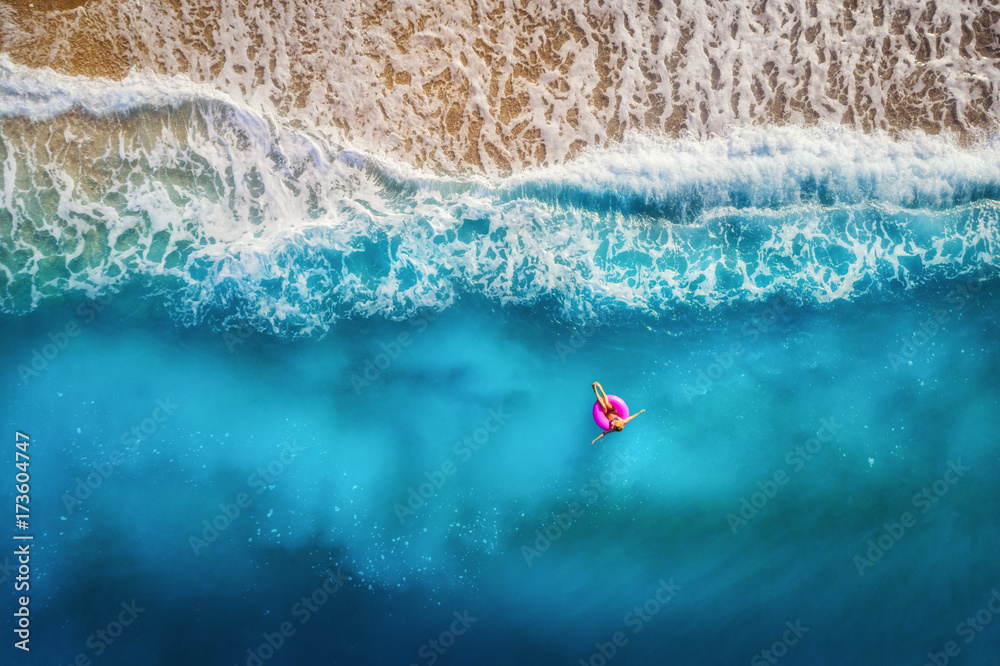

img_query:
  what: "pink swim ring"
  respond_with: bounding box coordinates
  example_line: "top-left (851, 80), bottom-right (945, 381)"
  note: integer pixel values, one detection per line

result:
top-left (593, 395), bottom-right (629, 430)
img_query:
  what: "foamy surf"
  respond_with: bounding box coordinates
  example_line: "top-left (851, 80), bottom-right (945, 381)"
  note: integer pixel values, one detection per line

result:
top-left (1, 61), bottom-right (998, 332)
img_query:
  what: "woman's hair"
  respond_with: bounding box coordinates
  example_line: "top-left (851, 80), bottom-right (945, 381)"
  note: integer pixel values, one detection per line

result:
top-left (611, 417), bottom-right (624, 431)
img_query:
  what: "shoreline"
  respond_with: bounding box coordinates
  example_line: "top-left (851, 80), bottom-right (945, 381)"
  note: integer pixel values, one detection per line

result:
top-left (1, 0), bottom-right (997, 174)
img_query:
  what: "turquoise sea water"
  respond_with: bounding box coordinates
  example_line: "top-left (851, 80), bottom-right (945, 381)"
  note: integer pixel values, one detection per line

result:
top-left (2, 62), bottom-right (1000, 665)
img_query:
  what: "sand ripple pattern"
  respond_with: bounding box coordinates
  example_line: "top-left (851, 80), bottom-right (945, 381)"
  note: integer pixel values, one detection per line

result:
top-left (1, 0), bottom-right (999, 173)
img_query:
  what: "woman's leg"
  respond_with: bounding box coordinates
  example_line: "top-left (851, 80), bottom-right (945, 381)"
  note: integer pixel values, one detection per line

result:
top-left (592, 382), bottom-right (611, 412)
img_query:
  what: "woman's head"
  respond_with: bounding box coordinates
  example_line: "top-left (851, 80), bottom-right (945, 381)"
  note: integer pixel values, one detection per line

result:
top-left (610, 417), bottom-right (625, 431)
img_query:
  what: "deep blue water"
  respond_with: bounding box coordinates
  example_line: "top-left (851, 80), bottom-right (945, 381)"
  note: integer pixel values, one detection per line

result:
top-left (2, 282), bottom-right (1000, 665)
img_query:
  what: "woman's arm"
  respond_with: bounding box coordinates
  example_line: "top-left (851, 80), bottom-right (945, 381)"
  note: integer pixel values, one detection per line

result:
top-left (621, 409), bottom-right (646, 425)
top-left (591, 429), bottom-right (611, 445)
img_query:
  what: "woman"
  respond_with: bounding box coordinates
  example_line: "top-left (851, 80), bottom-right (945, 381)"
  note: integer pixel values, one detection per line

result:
top-left (591, 381), bottom-right (645, 444)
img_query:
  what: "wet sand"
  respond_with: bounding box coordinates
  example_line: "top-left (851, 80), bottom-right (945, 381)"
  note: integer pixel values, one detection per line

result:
top-left (2, 0), bottom-right (997, 173)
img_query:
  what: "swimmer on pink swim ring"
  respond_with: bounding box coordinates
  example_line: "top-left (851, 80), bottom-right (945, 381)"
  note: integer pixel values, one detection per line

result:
top-left (591, 381), bottom-right (645, 445)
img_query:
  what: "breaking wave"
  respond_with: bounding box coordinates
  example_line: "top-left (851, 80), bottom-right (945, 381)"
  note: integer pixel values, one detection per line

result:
top-left (1, 60), bottom-right (998, 334)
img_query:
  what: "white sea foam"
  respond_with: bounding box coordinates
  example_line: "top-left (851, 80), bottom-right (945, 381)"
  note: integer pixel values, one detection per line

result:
top-left (0, 65), bottom-right (998, 331)
top-left (0, 54), bottom-right (234, 120)
top-left (3, 0), bottom-right (998, 173)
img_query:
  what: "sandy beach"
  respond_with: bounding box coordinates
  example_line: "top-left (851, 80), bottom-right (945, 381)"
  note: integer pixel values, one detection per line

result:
top-left (2, 0), bottom-right (997, 173)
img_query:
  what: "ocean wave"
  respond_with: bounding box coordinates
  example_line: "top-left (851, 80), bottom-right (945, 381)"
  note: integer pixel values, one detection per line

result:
top-left (0, 74), bottom-right (998, 333)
